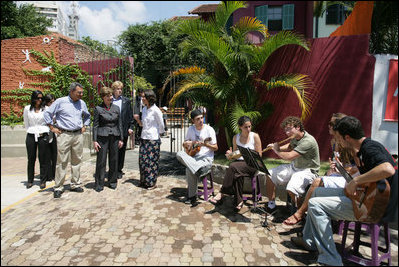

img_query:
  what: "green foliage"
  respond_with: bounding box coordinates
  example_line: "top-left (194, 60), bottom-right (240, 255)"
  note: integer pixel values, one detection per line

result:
top-left (1, 1), bottom-right (53, 40)
top-left (118, 19), bottom-right (211, 95)
top-left (134, 75), bottom-right (154, 91)
top-left (165, 1), bottom-right (313, 147)
top-left (79, 36), bottom-right (120, 56)
top-left (1, 49), bottom-right (101, 123)
top-left (370, 1), bottom-right (398, 55)
top-left (0, 103), bottom-right (24, 125)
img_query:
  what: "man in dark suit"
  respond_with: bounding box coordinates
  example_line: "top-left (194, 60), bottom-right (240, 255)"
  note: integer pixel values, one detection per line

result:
top-left (134, 88), bottom-right (145, 145)
top-left (111, 81), bottom-right (134, 179)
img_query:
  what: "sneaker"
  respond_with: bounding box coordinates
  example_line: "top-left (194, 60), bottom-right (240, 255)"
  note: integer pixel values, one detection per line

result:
top-left (183, 196), bottom-right (197, 205)
top-left (70, 187), bottom-right (84, 193)
top-left (290, 236), bottom-right (316, 252)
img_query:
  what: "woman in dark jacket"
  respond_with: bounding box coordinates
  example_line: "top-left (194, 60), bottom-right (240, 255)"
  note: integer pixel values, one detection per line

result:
top-left (92, 87), bottom-right (124, 192)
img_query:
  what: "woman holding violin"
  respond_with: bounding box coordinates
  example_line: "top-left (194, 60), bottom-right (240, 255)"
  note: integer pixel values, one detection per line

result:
top-left (209, 116), bottom-right (262, 212)
top-left (176, 109), bottom-right (218, 206)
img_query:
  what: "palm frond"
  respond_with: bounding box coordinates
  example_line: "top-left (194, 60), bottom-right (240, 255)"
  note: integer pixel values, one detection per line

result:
top-left (214, 1), bottom-right (248, 31)
top-left (255, 74), bottom-right (314, 121)
top-left (254, 31), bottom-right (310, 70)
top-left (232, 16), bottom-right (269, 40)
top-left (227, 103), bottom-right (262, 134)
top-left (169, 81), bottom-right (210, 106)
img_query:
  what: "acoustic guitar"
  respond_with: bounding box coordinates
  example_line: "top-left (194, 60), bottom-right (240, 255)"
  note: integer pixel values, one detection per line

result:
top-left (334, 158), bottom-right (390, 223)
top-left (185, 137), bottom-right (212, 157)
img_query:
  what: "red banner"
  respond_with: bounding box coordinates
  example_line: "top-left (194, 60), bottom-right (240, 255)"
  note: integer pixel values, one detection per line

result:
top-left (384, 59), bottom-right (398, 121)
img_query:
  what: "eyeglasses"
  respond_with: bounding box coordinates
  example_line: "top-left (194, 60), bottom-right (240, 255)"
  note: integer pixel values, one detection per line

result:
top-left (284, 126), bottom-right (294, 132)
top-left (36, 97), bottom-right (43, 100)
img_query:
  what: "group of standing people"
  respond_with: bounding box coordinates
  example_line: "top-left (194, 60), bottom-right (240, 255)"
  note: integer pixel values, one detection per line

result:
top-left (24, 81), bottom-right (165, 198)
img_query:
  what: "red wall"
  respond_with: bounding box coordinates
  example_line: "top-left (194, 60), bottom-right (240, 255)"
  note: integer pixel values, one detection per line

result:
top-left (233, 1), bottom-right (314, 43)
top-left (255, 34), bottom-right (375, 161)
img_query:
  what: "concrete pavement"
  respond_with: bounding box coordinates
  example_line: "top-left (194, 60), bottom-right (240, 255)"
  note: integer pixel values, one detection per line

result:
top-left (1, 135), bottom-right (398, 266)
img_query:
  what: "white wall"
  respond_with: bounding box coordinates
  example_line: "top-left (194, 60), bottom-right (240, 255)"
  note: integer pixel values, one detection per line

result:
top-left (371, 54), bottom-right (398, 155)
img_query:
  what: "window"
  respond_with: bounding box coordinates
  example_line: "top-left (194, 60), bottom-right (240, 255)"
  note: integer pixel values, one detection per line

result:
top-left (255, 4), bottom-right (295, 31)
top-left (326, 4), bottom-right (346, 25)
top-left (268, 6), bottom-right (282, 31)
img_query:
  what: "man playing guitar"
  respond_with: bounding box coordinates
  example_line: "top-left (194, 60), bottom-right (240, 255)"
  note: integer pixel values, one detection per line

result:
top-left (291, 116), bottom-right (398, 266)
top-left (176, 109), bottom-right (218, 206)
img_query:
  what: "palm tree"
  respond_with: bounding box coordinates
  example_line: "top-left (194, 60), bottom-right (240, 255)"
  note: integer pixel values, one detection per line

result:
top-left (162, 1), bottom-right (314, 147)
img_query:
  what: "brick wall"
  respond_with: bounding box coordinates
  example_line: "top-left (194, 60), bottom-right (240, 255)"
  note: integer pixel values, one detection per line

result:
top-left (1, 33), bottom-right (94, 116)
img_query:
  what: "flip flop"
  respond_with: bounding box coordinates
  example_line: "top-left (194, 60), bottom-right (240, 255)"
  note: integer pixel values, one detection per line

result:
top-left (283, 214), bottom-right (302, 225)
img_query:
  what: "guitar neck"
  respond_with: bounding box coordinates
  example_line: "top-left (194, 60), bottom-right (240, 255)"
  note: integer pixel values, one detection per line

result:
top-left (335, 160), bottom-right (353, 183)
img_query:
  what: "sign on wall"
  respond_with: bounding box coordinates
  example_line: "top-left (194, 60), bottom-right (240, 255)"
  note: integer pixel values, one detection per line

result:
top-left (384, 59), bottom-right (398, 121)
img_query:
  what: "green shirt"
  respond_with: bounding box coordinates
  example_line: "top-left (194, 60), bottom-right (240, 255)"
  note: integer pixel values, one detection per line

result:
top-left (290, 131), bottom-right (320, 173)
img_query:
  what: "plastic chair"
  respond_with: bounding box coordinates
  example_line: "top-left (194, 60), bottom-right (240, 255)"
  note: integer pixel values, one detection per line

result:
top-left (197, 171), bottom-right (214, 201)
top-left (340, 221), bottom-right (391, 266)
top-left (242, 175), bottom-right (262, 207)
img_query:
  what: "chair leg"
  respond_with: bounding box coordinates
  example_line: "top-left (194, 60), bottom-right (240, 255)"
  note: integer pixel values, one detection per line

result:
top-left (202, 175), bottom-right (209, 201)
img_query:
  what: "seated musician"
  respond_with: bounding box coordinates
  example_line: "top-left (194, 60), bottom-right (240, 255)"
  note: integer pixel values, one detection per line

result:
top-left (209, 116), bottom-right (262, 212)
top-left (176, 109), bottom-right (218, 207)
top-left (265, 116), bottom-right (320, 213)
top-left (291, 116), bottom-right (398, 266)
top-left (283, 113), bottom-right (359, 225)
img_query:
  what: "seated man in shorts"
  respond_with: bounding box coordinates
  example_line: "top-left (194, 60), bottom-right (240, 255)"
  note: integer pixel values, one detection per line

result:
top-left (265, 116), bottom-right (320, 213)
top-left (283, 113), bottom-right (359, 225)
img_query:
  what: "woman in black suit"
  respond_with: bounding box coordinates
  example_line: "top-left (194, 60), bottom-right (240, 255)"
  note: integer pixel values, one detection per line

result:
top-left (92, 87), bottom-right (124, 192)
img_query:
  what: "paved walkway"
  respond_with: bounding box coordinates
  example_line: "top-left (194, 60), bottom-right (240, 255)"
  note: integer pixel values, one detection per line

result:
top-left (1, 136), bottom-right (398, 266)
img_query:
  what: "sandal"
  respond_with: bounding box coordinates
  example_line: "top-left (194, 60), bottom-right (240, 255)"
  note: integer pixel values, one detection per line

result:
top-left (234, 201), bottom-right (244, 212)
top-left (283, 213), bottom-right (303, 225)
top-left (209, 193), bottom-right (223, 205)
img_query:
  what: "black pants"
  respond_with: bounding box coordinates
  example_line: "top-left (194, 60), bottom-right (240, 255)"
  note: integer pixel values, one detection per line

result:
top-left (220, 160), bottom-right (257, 206)
top-left (26, 133), bottom-right (49, 184)
top-left (95, 135), bottom-right (119, 187)
top-left (118, 135), bottom-right (129, 173)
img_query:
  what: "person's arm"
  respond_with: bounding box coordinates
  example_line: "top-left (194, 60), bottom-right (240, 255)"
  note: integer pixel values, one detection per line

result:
top-left (81, 101), bottom-right (91, 133)
top-left (253, 133), bottom-right (262, 157)
top-left (271, 142), bottom-right (300, 161)
top-left (345, 162), bottom-right (395, 197)
top-left (92, 107), bottom-right (101, 152)
top-left (23, 106), bottom-right (29, 129)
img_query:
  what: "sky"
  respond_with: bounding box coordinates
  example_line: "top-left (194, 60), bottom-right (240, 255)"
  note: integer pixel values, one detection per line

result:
top-left (56, 1), bottom-right (220, 42)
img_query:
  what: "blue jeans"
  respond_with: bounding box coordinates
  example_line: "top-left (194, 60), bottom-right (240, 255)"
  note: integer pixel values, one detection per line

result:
top-left (302, 187), bottom-right (357, 266)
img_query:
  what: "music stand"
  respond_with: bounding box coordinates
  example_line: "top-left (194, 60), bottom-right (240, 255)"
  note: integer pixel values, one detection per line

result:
top-left (237, 145), bottom-right (272, 229)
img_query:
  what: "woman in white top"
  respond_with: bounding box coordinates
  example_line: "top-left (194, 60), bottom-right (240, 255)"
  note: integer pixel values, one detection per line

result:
top-left (209, 116), bottom-right (262, 211)
top-left (23, 90), bottom-right (50, 189)
top-left (137, 89), bottom-right (165, 190)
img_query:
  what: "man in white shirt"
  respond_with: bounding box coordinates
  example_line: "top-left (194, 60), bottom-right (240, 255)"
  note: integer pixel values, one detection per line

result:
top-left (176, 109), bottom-right (218, 206)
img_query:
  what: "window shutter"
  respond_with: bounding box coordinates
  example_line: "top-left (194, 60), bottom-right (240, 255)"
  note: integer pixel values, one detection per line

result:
top-left (255, 5), bottom-right (268, 27)
top-left (282, 4), bottom-right (294, 30)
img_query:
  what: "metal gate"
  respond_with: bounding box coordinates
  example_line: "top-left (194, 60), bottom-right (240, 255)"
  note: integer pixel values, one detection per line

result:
top-left (166, 56), bottom-right (191, 154)
top-left (76, 40), bottom-right (135, 155)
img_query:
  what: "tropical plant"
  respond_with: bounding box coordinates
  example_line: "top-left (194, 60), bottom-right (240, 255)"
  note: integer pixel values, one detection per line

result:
top-left (161, 1), bottom-right (313, 147)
